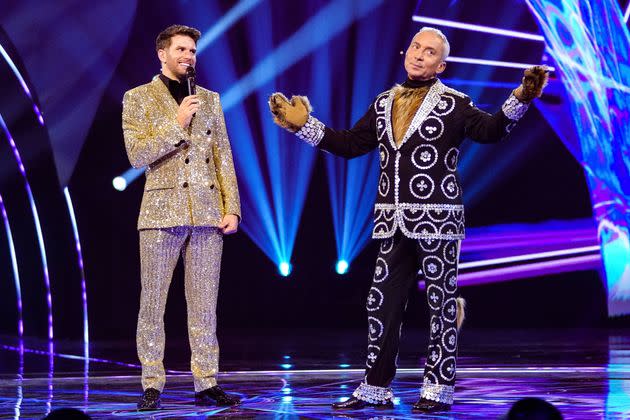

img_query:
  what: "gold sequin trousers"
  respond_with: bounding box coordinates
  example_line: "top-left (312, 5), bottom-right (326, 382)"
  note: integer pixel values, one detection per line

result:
top-left (137, 226), bottom-right (222, 392)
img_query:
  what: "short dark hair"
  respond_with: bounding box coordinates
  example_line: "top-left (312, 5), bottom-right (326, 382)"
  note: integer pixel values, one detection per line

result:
top-left (155, 24), bottom-right (201, 52)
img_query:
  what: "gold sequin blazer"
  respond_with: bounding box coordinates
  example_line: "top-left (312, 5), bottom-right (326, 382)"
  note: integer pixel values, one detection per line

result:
top-left (122, 77), bottom-right (241, 230)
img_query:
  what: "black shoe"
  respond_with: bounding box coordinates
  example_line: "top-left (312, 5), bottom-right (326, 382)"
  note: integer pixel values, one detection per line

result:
top-left (195, 385), bottom-right (241, 406)
top-left (412, 398), bottom-right (451, 413)
top-left (332, 396), bottom-right (394, 410)
top-left (137, 388), bottom-right (161, 410)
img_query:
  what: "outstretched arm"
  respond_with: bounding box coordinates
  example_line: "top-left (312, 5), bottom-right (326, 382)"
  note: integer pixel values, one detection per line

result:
top-left (464, 65), bottom-right (549, 144)
top-left (269, 93), bottom-right (379, 158)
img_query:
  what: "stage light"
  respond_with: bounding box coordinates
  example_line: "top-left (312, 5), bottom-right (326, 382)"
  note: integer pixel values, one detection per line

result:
top-left (0, 194), bottom-right (23, 337)
top-left (196, 0), bottom-right (263, 53)
top-left (280, 363), bottom-right (293, 369)
top-left (412, 15), bottom-right (545, 41)
top-left (112, 176), bottom-right (126, 192)
top-left (339, 363), bottom-right (350, 368)
top-left (336, 260), bottom-right (349, 275)
top-left (63, 187), bottom-right (89, 357)
top-left (283, 355), bottom-right (291, 360)
top-left (1, 114), bottom-right (53, 340)
top-left (278, 262), bottom-right (292, 277)
top-left (446, 56), bottom-right (555, 71)
top-left (282, 396), bottom-right (293, 402)
top-left (625, 2), bottom-right (630, 23)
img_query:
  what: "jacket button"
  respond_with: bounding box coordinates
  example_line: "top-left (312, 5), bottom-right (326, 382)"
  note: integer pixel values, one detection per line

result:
top-left (205, 158), bottom-right (210, 164)
top-left (210, 184), bottom-right (215, 190)
top-left (206, 129), bottom-right (212, 135)
top-left (185, 158), bottom-right (190, 164)
top-left (183, 182), bottom-right (189, 188)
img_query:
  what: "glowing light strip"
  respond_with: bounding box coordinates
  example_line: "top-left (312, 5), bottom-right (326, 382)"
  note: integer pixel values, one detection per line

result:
top-left (460, 245), bottom-right (601, 269)
top-left (0, 344), bottom-right (182, 373)
top-left (457, 254), bottom-right (601, 287)
top-left (447, 55), bottom-right (555, 71)
top-left (0, 43), bottom-right (44, 125)
top-left (0, 194), bottom-right (23, 337)
top-left (63, 188), bottom-right (88, 357)
top-left (0, 114), bottom-right (53, 340)
top-left (197, 0), bottom-right (264, 52)
top-left (625, 2), bottom-right (630, 23)
top-left (411, 15), bottom-right (545, 41)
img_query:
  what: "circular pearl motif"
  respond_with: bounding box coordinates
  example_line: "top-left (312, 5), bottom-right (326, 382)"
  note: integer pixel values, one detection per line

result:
top-left (411, 144), bottom-right (439, 170)
top-left (427, 284), bottom-right (445, 310)
top-left (379, 144), bottom-right (389, 169)
top-left (379, 172), bottom-right (390, 197)
top-left (376, 116), bottom-right (388, 140)
top-left (444, 268), bottom-right (458, 293)
top-left (366, 287), bottom-right (384, 312)
top-left (445, 148), bottom-right (459, 172)
top-left (418, 116), bottom-right (444, 141)
top-left (427, 208), bottom-right (451, 223)
top-left (429, 314), bottom-right (444, 340)
top-left (439, 356), bottom-right (457, 381)
top-left (432, 95), bottom-right (455, 116)
top-left (442, 327), bottom-right (458, 353)
top-left (409, 174), bottom-right (435, 199)
top-left (418, 238), bottom-right (441, 252)
top-left (442, 297), bottom-right (458, 323)
top-left (441, 174), bottom-right (459, 199)
top-left (380, 238), bottom-right (394, 254)
top-left (423, 256), bottom-right (445, 281)
top-left (426, 344), bottom-right (443, 369)
top-left (366, 344), bottom-right (381, 368)
top-left (412, 222), bottom-right (439, 236)
top-left (373, 257), bottom-right (389, 283)
top-left (368, 316), bottom-right (384, 341)
top-left (443, 242), bottom-right (458, 264)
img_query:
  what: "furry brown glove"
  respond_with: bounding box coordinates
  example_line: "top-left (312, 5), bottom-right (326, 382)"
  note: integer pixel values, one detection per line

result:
top-left (514, 65), bottom-right (549, 103)
top-left (268, 92), bottom-right (312, 132)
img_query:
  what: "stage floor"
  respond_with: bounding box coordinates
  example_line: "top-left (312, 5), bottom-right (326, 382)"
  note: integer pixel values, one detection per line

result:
top-left (1, 328), bottom-right (629, 418)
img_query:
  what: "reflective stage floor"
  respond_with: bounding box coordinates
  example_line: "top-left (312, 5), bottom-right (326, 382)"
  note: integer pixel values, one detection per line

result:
top-left (1, 328), bottom-right (629, 418)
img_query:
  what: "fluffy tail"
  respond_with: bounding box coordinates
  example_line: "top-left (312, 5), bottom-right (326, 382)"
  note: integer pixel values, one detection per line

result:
top-left (456, 297), bottom-right (466, 330)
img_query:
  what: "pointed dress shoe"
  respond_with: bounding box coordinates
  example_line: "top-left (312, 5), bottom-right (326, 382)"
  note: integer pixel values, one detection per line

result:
top-left (137, 387), bottom-right (161, 410)
top-left (195, 385), bottom-right (241, 406)
top-left (332, 396), bottom-right (394, 410)
top-left (412, 398), bottom-right (451, 413)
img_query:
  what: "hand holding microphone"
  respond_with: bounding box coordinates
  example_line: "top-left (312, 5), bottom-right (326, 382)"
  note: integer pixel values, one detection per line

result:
top-left (177, 64), bottom-right (199, 129)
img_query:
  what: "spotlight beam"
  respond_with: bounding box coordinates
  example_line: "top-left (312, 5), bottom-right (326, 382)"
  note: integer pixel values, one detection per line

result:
top-left (196, 0), bottom-right (264, 52)
top-left (412, 15), bottom-right (545, 42)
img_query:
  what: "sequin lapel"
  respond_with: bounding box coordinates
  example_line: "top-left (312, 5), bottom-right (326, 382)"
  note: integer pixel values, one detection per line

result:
top-left (388, 80), bottom-right (446, 150)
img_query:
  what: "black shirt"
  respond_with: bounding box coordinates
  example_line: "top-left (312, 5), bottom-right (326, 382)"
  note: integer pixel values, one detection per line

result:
top-left (159, 73), bottom-right (189, 105)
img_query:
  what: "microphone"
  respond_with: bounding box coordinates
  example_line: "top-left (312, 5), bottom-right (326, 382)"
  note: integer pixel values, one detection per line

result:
top-left (186, 65), bottom-right (196, 96)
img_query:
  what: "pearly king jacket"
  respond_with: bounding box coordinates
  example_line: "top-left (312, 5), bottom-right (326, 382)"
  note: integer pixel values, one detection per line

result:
top-left (122, 77), bottom-right (241, 230)
top-left (294, 79), bottom-right (529, 240)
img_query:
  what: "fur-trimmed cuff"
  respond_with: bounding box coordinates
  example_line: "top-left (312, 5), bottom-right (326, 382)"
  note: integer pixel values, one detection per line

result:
top-left (502, 93), bottom-right (529, 120)
top-left (420, 381), bottom-right (454, 405)
top-left (352, 382), bottom-right (394, 404)
top-left (295, 115), bottom-right (325, 146)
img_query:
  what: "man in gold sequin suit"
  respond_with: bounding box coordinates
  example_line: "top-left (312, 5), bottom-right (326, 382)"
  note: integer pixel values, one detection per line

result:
top-left (122, 25), bottom-right (241, 410)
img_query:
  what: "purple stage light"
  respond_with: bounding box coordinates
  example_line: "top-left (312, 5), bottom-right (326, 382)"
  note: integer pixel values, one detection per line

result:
top-left (0, 114), bottom-right (53, 340)
top-left (0, 194), bottom-right (23, 337)
top-left (457, 254), bottom-right (601, 287)
top-left (64, 187), bottom-right (89, 358)
top-left (460, 245), bottom-right (600, 270)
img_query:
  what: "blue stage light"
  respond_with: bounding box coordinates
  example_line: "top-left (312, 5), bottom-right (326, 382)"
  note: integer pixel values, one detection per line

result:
top-left (112, 176), bottom-right (126, 192)
top-left (281, 363), bottom-right (293, 369)
top-left (336, 260), bottom-right (349, 275)
top-left (279, 262), bottom-right (292, 277)
top-left (339, 363), bottom-right (350, 368)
